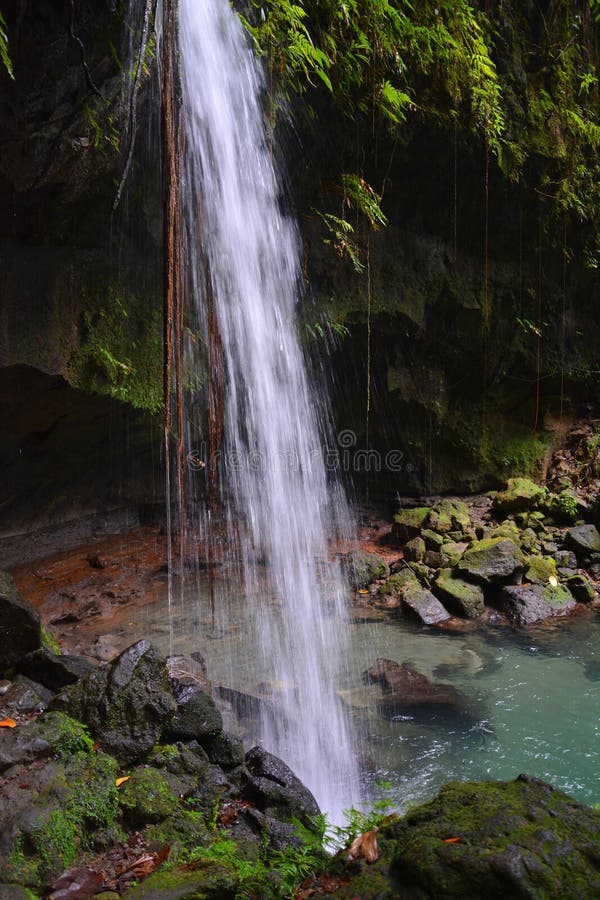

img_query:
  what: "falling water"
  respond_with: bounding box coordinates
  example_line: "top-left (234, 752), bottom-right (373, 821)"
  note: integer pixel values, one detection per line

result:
top-left (177, 0), bottom-right (360, 819)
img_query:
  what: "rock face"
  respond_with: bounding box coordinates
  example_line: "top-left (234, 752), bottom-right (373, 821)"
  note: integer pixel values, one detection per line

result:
top-left (243, 745), bottom-right (320, 828)
top-left (433, 569), bottom-right (485, 618)
top-left (54, 640), bottom-right (176, 764)
top-left (0, 571), bottom-right (42, 671)
top-left (364, 659), bottom-right (469, 720)
top-left (458, 537), bottom-right (524, 584)
top-left (501, 584), bottom-right (577, 625)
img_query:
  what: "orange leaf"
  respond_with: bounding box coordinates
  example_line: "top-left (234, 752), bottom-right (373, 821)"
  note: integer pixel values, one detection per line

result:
top-left (358, 589), bottom-right (369, 595)
top-left (347, 830), bottom-right (379, 863)
top-left (115, 776), bottom-right (130, 787)
top-left (0, 718), bottom-right (16, 728)
top-left (443, 837), bottom-right (462, 843)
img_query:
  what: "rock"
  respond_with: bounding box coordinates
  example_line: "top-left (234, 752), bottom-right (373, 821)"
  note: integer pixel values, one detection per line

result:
top-left (18, 647), bottom-right (93, 691)
top-left (363, 659), bottom-right (470, 720)
top-left (392, 507), bottom-right (431, 541)
top-left (493, 477), bottom-right (545, 516)
top-left (53, 640), bottom-right (176, 765)
top-left (377, 776), bottom-right (600, 898)
top-left (202, 731), bottom-right (245, 770)
top-left (565, 574), bottom-right (596, 603)
top-left (501, 583), bottom-right (577, 625)
top-left (427, 498), bottom-right (470, 535)
top-left (422, 528), bottom-right (445, 551)
top-left (50, 867), bottom-right (104, 898)
top-left (433, 645), bottom-right (484, 679)
top-left (433, 569), bottom-right (485, 618)
top-left (342, 550), bottom-right (390, 589)
top-left (524, 555), bottom-right (557, 584)
top-left (458, 538), bottom-right (524, 584)
top-left (402, 586), bottom-right (451, 624)
top-left (423, 550), bottom-right (444, 569)
top-left (118, 766), bottom-right (185, 827)
top-left (118, 863), bottom-right (236, 899)
top-left (404, 536), bottom-right (426, 562)
top-left (243, 745), bottom-right (320, 828)
top-left (167, 654), bottom-right (211, 693)
top-left (566, 524), bottom-right (600, 558)
top-left (554, 549), bottom-right (577, 570)
top-left (0, 711), bottom-right (91, 773)
top-left (0, 571), bottom-right (42, 672)
top-left (440, 541), bottom-right (468, 565)
top-left (0, 679), bottom-right (47, 720)
top-left (147, 741), bottom-right (210, 777)
top-left (167, 683), bottom-right (223, 742)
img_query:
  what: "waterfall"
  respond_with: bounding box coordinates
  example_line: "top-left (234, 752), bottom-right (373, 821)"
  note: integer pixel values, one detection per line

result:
top-left (176, 0), bottom-right (360, 820)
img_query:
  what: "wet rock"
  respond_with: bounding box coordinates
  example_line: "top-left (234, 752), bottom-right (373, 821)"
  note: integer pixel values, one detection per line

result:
top-left (167, 683), bottom-right (223, 742)
top-left (118, 766), bottom-right (186, 827)
top-left (584, 660), bottom-right (600, 681)
top-left (427, 498), bottom-right (470, 535)
top-left (0, 710), bottom-right (90, 772)
top-left (523, 555), bottom-right (557, 584)
top-left (492, 477), bottom-right (546, 516)
top-left (402, 585), bottom-right (451, 624)
top-left (379, 776), bottom-right (600, 899)
top-left (203, 731), bottom-right (245, 770)
top-left (243, 745), bottom-right (320, 828)
top-left (433, 569), bottom-right (485, 618)
top-left (565, 573), bottom-right (596, 603)
top-left (53, 640), bottom-right (176, 764)
top-left (50, 867), bottom-right (104, 899)
top-left (0, 571), bottom-right (42, 672)
top-left (566, 524), bottom-right (600, 558)
top-left (458, 538), bottom-right (524, 584)
top-left (0, 679), bottom-right (47, 720)
top-left (147, 740), bottom-right (210, 777)
top-left (18, 647), bottom-right (93, 692)
top-left (404, 536), bottom-right (426, 562)
top-left (364, 659), bottom-right (470, 720)
top-left (377, 570), bottom-right (419, 601)
top-left (433, 645), bottom-right (484, 679)
top-left (500, 583), bottom-right (576, 625)
top-left (167, 654), bottom-right (211, 693)
top-left (392, 507), bottom-right (431, 541)
top-left (343, 549), bottom-right (390, 589)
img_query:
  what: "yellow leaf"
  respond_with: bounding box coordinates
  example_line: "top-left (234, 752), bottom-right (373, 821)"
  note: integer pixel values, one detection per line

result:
top-left (358, 589), bottom-right (369, 595)
top-left (115, 776), bottom-right (130, 787)
top-left (0, 717), bottom-right (16, 728)
top-left (549, 575), bottom-right (558, 587)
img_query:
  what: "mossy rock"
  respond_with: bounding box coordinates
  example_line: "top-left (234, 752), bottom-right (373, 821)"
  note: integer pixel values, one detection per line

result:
top-left (120, 860), bottom-right (237, 899)
top-left (501, 583), bottom-right (577, 625)
top-left (565, 573), bottom-right (596, 603)
top-left (524, 555), bottom-right (557, 584)
top-left (422, 529), bottom-right (445, 551)
top-left (427, 498), bottom-right (470, 535)
top-left (440, 541), bottom-right (467, 566)
top-left (433, 569), bottom-right (485, 618)
top-left (0, 571), bottom-right (42, 672)
top-left (392, 507), bottom-right (431, 541)
top-left (377, 570), bottom-right (419, 601)
top-left (404, 536), bottom-right (425, 562)
top-left (493, 477), bottom-right (546, 516)
top-left (118, 766), bottom-right (184, 827)
top-left (458, 538), bottom-right (524, 585)
top-left (343, 550), bottom-right (390, 589)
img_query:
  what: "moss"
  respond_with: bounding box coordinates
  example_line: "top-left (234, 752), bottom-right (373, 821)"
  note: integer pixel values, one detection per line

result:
top-left (68, 286), bottom-right (163, 414)
top-left (40, 626), bottom-right (61, 656)
top-left (119, 860), bottom-right (237, 899)
top-left (118, 767), bottom-right (180, 826)
top-left (524, 555), bottom-right (557, 584)
top-left (45, 712), bottom-right (94, 757)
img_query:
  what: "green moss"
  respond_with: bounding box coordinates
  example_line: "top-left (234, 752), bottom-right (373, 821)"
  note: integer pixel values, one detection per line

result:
top-left (46, 712), bottom-right (94, 757)
top-left (524, 555), bottom-right (557, 584)
top-left (40, 626), bottom-right (61, 656)
top-left (118, 767), bottom-right (180, 826)
top-left (69, 286), bottom-right (163, 414)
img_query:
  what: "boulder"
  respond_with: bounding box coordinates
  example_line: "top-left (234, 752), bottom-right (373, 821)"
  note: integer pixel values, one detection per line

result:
top-left (402, 586), bottom-right (451, 625)
top-left (433, 569), bottom-right (485, 618)
top-left (53, 640), bottom-right (176, 764)
top-left (523, 555), bottom-right (557, 584)
top-left (18, 647), bottom-right (93, 691)
top-left (501, 583), bottom-right (577, 625)
top-left (492, 477), bottom-right (545, 516)
top-left (363, 659), bottom-right (469, 720)
top-left (392, 507), bottom-right (431, 541)
top-left (458, 538), bottom-right (524, 584)
top-left (342, 550), bottom-right (390, 589)
top-left (422, 529), bottom-right (445, 551)
top-left (427, 498), bottom-right (470, 535)
top-left (566, 524), bottom-right (600, 558)
top-left (167, 683), bottom-right (223, 742)
top-left (202, 731), bottom-right (245, 770)
top-left (404, 536), bottom-right (426, 562)
top-left (380, 776), bottom-right (600, 898)
top-left (243, 745), bottom-right (320, 828)
top-left (565, 573), bottom-right (596, 603)
top-left (0, 571), bottom-right (42, 672)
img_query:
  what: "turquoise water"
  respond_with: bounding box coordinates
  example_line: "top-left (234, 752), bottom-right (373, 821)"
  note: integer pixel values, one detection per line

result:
top-left (140, 577), bottom-right (600, 814)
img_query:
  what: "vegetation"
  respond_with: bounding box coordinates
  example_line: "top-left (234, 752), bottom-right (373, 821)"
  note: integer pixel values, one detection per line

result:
top-left (0, 10), bottom-right (13, 79)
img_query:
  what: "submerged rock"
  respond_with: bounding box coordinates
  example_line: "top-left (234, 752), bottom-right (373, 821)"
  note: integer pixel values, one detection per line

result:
top-left (364, 659), bottom-right (469, 720)
top-left (500, 583), bottom-right (577, 625)
top-left (458, 537), bottom-right (524, 584)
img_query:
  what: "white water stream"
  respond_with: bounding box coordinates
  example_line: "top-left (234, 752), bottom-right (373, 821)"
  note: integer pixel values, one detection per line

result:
top-left (177, 0), bottom-right (360, 820)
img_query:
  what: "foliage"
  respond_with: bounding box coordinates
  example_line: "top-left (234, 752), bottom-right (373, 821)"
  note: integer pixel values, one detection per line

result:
top-left (69, 287), bottom-right (163, 413)
top-left (0, 10), bottom-right (13, 79)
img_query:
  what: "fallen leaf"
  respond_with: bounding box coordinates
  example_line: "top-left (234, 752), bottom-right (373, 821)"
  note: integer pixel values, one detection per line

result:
top-left (347, 830), bottom-right (378, 863)
top-left (549, 575), bottom-right (558, 587)
top-left (92, 741), bottom-right (101, 751)
top-left (358, 589), bottom-right (369, 595)
top-left (442, 836), bottom-right (462, 843)
top-left (115, 776), bottom-right (130, 787)
top-left (0, 718), bottom-right (16, 728)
